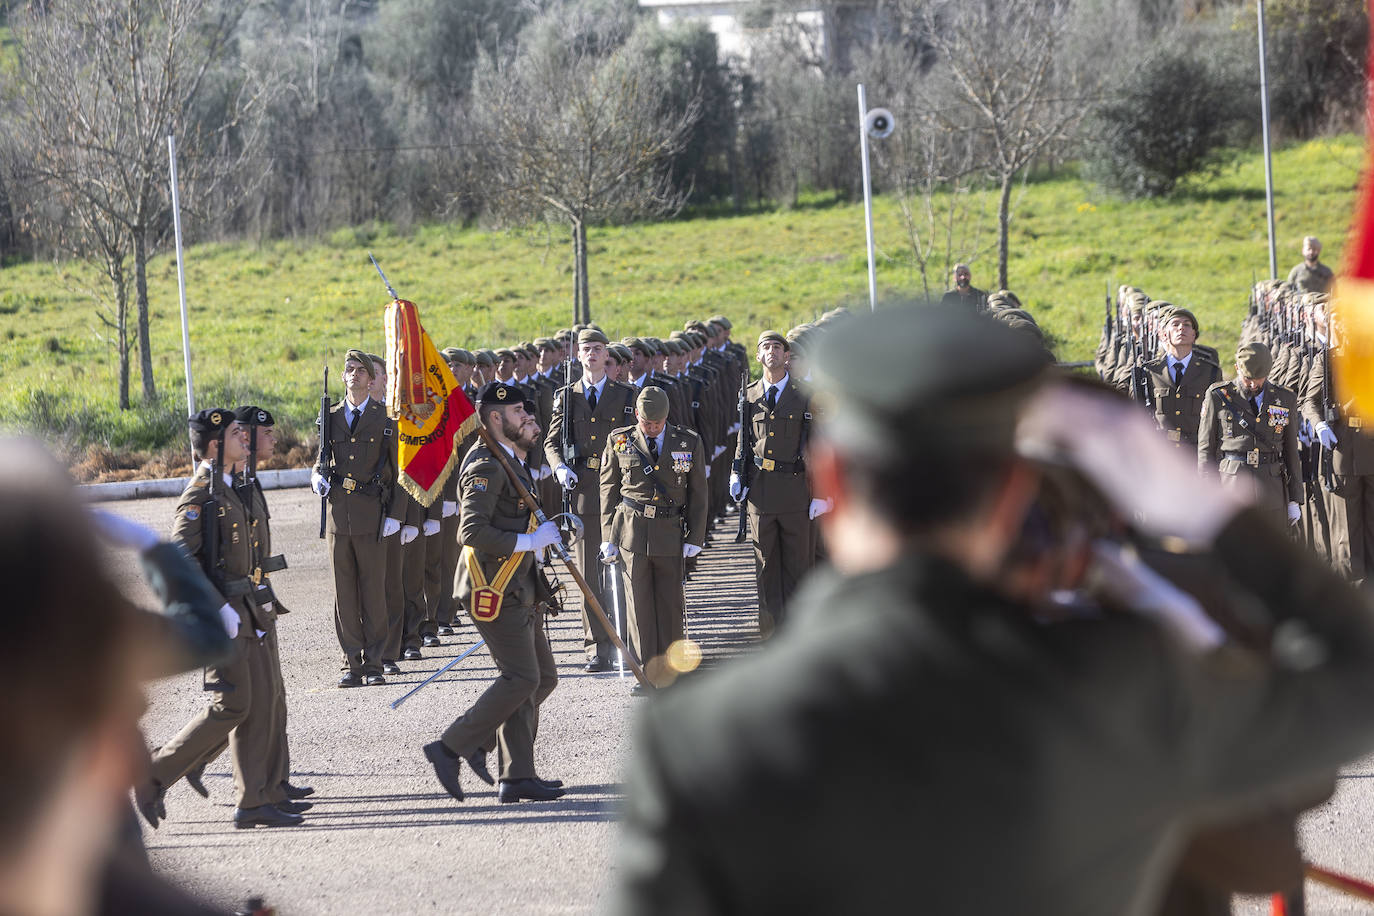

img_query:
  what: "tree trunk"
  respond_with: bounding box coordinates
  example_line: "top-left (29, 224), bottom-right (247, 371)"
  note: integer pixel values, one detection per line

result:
top-left (108, 257), bottom-right (130, 411)
top-left (997, 172), bottom-right (1013, 291)
top-left (134, 227), bottom-right (156, 403)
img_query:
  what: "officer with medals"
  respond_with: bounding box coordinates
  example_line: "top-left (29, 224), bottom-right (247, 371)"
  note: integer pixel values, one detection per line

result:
top-left (598, 386), bottom-right (708, 691)
top-left (423, 382), bottom-right (565, 804)
top-left (1198, 342), bottom-right (1303, 527)
top-left (142, 408), bottom-right (302, 829)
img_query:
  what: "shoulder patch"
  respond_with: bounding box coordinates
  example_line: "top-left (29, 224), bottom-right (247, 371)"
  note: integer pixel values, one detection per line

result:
top-left (471, 477), bottom-right (488, 492)
top-left (185, 507), bottom-right (200, 521)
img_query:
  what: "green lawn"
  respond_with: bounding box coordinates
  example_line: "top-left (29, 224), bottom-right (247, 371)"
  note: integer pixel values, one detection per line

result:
top-left (1, 134), bottom-right (1364, 475)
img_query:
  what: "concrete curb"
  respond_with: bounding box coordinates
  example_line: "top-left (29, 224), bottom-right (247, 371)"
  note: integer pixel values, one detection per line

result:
top-left (80, 468), bottom-right (312, 502)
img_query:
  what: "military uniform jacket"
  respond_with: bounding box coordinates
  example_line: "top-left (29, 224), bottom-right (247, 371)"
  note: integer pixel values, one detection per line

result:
top-left (1198, 380), bottom-right (1302, 506)
top-left (314, 398), bottom-right (400, 536)
top-left (737, 378), bottom-right (812, 514)
top-left (456, 443), bottom-right (541, 619)
top-left (600, 424), bottom-right (708, 557)
top-left (1145, 353), bottom-right (1220, 446)
top-left (544, 376), bottom-right (637, 514)
top-left (1301, 348), bottom-right (1374, 477)
top-left (611, 510), bottom-right (1374, 916)
top-left (173, 465), bottom-right (270, 633)
top-left (1287, 261), bottom-right (1334, 294)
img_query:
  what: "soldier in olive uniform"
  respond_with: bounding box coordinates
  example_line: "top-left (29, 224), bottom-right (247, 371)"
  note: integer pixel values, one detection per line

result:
top-left (546, 327), bottom-right (638, 671)
top-left (145, 409), bottom-right (302, 829)
top-left (731, 331), bottom-right (827, 636)
top-left (1198, 342), bottom-right (1303, 527)
top-left (599, 387), bottom-right (709, 689)
top-left (311, 349), bottom-right (403, 688)
top-left (1143, 307), bottom-right (1221, 450)
top-left (1287, 236), bottom-right (1335, 295)
top-left (423, 382), bottom-right (565, 804)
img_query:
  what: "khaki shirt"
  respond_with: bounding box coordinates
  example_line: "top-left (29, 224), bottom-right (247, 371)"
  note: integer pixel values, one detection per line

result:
top-left (1287, 260), bottom-right (1334, 295)
top-left (600, 424), bottom-right (708, 557)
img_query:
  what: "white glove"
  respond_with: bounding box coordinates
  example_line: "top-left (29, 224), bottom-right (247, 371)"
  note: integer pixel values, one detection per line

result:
top-left (530, 520), bottom-right (561, 551)
top-left (540, 464), bottom-right (553, 481)
top-left (1316, 422), bottom-right (1338, 449)
top-left (310, 471), bottom-right (330, 497)
top-left (441, 500), bottom-right (458, 518)
top-left (89, 510), bottom-right (160, 551)
top-left (712, 445), bottom-right (725, 460)
top-left (808, 498), bottom-right (832, 520)
top-left (556, 465), bottom-right (579, 489)
top-left (422, 519), bottom-right (441, 537)
top-left (381, 517), bottom-right (401, 538)
top-left (400, 524), bottom-right (419, 545)
top-left (218, 603), bottom-right (240, 639)
top-left (682, 543), bottom-right (702, 559)
top-left (600, 541), bottom-right (619, 561)
top-left (729, 473), bottom-right (745, 501)
top-left (705, 465), bottom-right (711, 479)
top-left (1287, 501), bottom-right (1302, 525)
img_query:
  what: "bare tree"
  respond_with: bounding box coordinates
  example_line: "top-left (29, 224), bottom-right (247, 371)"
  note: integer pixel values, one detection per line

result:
top-left (9, 0), bottom-right (249, 406)
top-left (471, 9), bottom-right (701, 324)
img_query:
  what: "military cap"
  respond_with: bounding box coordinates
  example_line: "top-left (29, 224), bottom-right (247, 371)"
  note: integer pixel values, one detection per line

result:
top-left (757, 330), bottom-right (789, 350)
top-left (555, 328), bottom-right (572, 342)
top-left (643, 336), bottom-right (666, 355)
top-left (234, 405), bottom-right (275, 427)
top-left (624, 337), bottom-right (652, 357)
top-left (685, 320), bottom-right (709, 334)
top-left (811, 305), bottom-right (1047, 462)
top-left (637, 386), bottom-right (670, 422)
top-left (666, 338), bottom-right (688, 355)
top-left (441, 346), bottom-right (462, 362)
top-left (579, 327), bottom-right (610, 346)
top-left (709, 315), bottom-right (732, 330)
top-left (455, 348), bottom-right (475, 365)
top-left (534, 337), bottom-right (557, 352)
top-left (495, 347), bottom-right (516, 362)
top-left (474, 349), bottom-right (496, 367)
top-left (1162, 306), bottom-right (1199, 335)
top-left (610, 344), bottom-right (632, 364)
top-left (344, 348), bottom-right (376, 378)
top-left (189, 407), bottom-right (235, 436)
top-left (1236, 342), bottom-right (1273, 379)
top-left (477, 381), bottom-right (534, 414)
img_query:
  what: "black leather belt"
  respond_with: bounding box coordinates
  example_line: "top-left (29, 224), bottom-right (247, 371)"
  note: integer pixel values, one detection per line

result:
top-left (755, 456), bottom-right (804, 473)
top-left (620, 498), bottom-right (682, 519)
top-left (1222, 449), bottom-right (1279, 467)
top-left (574, 456), bottom-right (602, 470)
top-left (329, 473), bottom-right (382, 496)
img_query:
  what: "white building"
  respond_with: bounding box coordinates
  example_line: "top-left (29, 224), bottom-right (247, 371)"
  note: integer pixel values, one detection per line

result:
top-left (637, 1), bottom-right (835, 65)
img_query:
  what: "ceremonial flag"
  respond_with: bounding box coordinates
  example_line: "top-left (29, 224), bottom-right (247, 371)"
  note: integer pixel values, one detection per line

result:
top-left (384, 299), bottom-right (477, 506)
top-left (1331, 27), bottom-right (1374, 416)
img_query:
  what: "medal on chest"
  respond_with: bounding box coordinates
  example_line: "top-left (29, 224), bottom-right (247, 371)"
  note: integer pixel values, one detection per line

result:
top-left (1267, 404), bottom-right (1289, 431)
top-left (671, 450), bottom-right (692, 474)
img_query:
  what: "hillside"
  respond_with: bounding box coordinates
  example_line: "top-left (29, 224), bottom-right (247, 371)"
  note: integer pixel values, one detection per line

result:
top-left (0, 135), bottom-right (1364, 477)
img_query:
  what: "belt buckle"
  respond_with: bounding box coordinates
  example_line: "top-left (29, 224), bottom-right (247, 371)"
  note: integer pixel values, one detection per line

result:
top-left (643, 505), bottom-right (657, 519)
top-left (1351, 417), bottom-right (1364, 430)
top-left (342, 477), bottom-right (358, 493)
top-left (1247, 449), bottom-right (1260, 468)
top-left (251, 567), bottom-right (263, 586)
top-left (586, 457), bottom-right (600, 470)
top-left (1166, 429), bottom-right (1181, 443)
top-left (761, 458), bottom-right (776, 471)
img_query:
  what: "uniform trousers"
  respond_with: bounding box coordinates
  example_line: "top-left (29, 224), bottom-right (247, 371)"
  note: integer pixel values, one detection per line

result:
top-left (622, 550), bottom-right (686, 679)
top-left (436, 513), bottom-right (463, 627)
top-left (441, 602), bottom-right (557, 781)
top-left (402, 535), bottom-right (433, 651)
top-left (382, 534), bottom-right (404, 662)
top-left (329, 530), bottom-right (388, 677)
top-left (573, 515), bottom-right (614, 662)
top-left (150, 631), bottom-right (275, 808)
top-left (748, 508), bottom-right (811, 636)
top-left (1328, 474), bottom-right (1374, 582)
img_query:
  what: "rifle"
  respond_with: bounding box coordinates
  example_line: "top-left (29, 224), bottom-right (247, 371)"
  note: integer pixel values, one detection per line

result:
top-left (200, 425), bottom-right (234, 693)
top-left (560, 338), bottom-right (575, 524)
top-left (317, 363), bottom-right (330, 539)
top-left (733, 366), bottom-right (750, 543)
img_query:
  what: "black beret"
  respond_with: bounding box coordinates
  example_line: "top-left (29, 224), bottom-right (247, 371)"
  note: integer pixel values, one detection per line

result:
top-left (189, 407), bottom-right (234, 435)
top-left (234, 405), bottom-right (275, 427)
top-left (477, 382), bottom-right (534, 414)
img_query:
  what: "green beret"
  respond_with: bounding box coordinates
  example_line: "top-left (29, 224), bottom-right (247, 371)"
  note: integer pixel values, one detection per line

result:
top-left (474, 349), bottom-right (495, 367)
top-left (579, 327), bottom-right (610, 346)
top-left (1236, 342), bottom-right (1273, 378)
top-left (811, 305), bottom-right (1047, 462)
top-left (643, 336), bottom-right (666, 355)
top-left (344, 348), bottom-right (376, 378)
top-left (454, 348), bottom-right (475, 365)
top-left (610, 344), bottom-right (632, 363)
top-left (441, 347), bottom-right (462, 362)
top-left (757, 330), bottom-right (789, 350)
top-left (495, 348), bottom-right (516, 362)
top-left (637, 385), bottom-right (670, 421)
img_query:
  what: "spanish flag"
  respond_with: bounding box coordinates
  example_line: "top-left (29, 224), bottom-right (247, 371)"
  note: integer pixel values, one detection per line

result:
top-left (1332, 27), bottom-right (1374, 416)
top-left (384, 299), bottom-right (478, 506)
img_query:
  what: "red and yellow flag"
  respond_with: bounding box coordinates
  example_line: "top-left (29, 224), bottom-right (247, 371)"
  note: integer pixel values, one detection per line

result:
top-left (1331, 26), bottom-right (1374, 416)
top-left (384, 299), bottom-right (477, 506)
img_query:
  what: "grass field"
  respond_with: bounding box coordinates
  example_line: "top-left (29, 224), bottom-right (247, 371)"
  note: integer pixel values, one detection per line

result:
top-left (1, 134), bottom-right (1365, 478)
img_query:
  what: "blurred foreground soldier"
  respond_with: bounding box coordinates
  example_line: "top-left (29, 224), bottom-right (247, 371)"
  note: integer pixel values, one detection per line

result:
top-left (940, 262), bottom-right (986, 311)
top-left (612, 304), bottom-right (1374, 915)
top-left (1287, 236), bottom-right (1334, 295)
top-left (1198, 342), bottom-right (1302, 527)
top-left (0, 439), bottom-right (231, 916)
top-left (1144, 307), bottom-right (1220, 450)
top-left (599, 386), bottom-right (708, 690)
top-left (423, 383), bottom-right (565, 804)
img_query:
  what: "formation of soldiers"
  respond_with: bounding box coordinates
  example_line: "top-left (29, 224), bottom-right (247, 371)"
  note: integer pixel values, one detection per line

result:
top-left (1093, 238), bottom-right (1374, 586)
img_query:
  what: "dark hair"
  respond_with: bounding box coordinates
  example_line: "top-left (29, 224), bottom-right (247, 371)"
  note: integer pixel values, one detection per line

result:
top-left (842, 445), bottom-right (1013, 537)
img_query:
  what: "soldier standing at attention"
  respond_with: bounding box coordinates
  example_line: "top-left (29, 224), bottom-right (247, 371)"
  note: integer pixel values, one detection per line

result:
top-left (311, 349), bottom-right (403, 688)
top-left (423, 382), bottom-right (565, 804)
top-left (1198, 342), bottom-right (1303, 528)
top-left (599, 387), bottom-right (708, 690)
top-left (546, 327), bottom-right (638, 671)
top-left (731, 331), bottom-right (828, 637)
top-left (1143, 307), bottom-right (1220, 450)
top-left (1287, 236), bottom-right (1335, 295)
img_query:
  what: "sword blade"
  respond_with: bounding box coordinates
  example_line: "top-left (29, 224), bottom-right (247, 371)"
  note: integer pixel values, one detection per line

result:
top-left (388, 638), bottom-right (487, 710)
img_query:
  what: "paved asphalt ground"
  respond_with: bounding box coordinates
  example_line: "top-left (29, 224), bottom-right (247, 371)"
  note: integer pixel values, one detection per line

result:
top-left (105, 487), bottom-right (760, 916)
top-left (103, 488), bottom-right (1374, 914)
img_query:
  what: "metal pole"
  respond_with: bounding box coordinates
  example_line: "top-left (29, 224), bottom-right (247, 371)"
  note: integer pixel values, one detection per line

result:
top-left (857, 83), bottom-right (878, 311)
top-left (167, 134), bottom-right (195, 415)
top-left (1257, 0), bottom-right (1278, 279)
